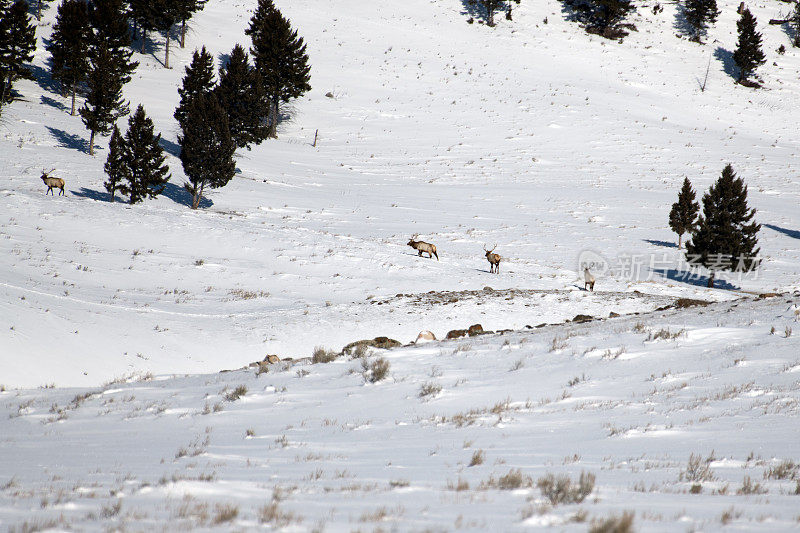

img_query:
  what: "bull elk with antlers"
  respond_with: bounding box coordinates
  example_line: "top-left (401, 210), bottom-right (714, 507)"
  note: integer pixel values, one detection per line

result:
top-left (407, 237), bottom-right (438, 260)
top-left (484, 244), bottom-right (501, 273)
top-left (40, 169), bottom-right (65, 196)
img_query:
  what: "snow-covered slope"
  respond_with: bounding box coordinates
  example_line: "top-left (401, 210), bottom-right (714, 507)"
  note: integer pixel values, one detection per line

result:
top-left (2, 297), bottom-right (799, 531)
top-left (1, 0), bottom-right (799, 528)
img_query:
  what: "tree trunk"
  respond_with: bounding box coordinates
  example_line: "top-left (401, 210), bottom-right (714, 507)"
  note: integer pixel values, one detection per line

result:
top-left (37, 0), bottom-right (42, 20)
top-left (181, 19), bottom-right (186, 48)
top-left (678, 234), bottom-right (682, 248)
top-left (141, 30), bottom-right (146, 53)
top-left (192, 181), bottom-right (205, 209)
top-left (70, 79), bottom-right (77, 115)
top-left (267, 98), bottom-right (278, 138)
top-left (707, 271), bottom-right (715, 288)
top-left (109, 188), bottom-right (115, 203)
top-left (89, 129), bottom-right (96, 155)
top-left (165, 32), bottom-right (171, 68)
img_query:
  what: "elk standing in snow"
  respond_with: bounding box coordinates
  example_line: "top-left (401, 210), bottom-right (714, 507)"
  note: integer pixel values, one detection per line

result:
top-left (40, 169), bottom-right (65, 196)
top-left (484, 244), bottom-right (501, 274)
top-left (407, 238), bottom-right (438, 260)
top-left (584, 267), bottom-right (595, 292)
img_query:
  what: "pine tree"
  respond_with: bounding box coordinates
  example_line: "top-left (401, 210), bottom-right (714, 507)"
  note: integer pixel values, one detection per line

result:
top-left (46, 0), bottom-right (91, 115)
top-left (150, 0), bottom-right (181, 68)
top-left (685, 164), bottom-right (760, 288)
top-left (732, 8), bottom-right (766, 83)
top-left (129, 0), bottom-right (157, 54)
top-left (683, 0), bottom-right (720, 41)
top-left (0, 0), bottom-right (36, 110)
top-left (88, 0), bottom-right (138, 85)
top-left (179, 93), bottom-right (236, 209)
top-left (215, 44), bottom-right (269, 149)
top-left (80, 43), bottom-right (129, 155)
top-left (246, 0), bottom-right (311, 138)
top-left (174, 46), bottom-right (215, 130)
top-left (792, 0), bottom-right (800, 47)
top-left (175, 0), bottom-right (208, 48)
top-left (35, 0), bottom-right (56, 21)
top-left (592, 0), bottom-right (634, 32)
top-left (104, 124), bottom-right (127, 203)
top-left (120, 105), bottom-right (171, 204)
top-left (668, 178), bottom-right (700, 248)
top-left (478, 0), bottom-right (503, 26)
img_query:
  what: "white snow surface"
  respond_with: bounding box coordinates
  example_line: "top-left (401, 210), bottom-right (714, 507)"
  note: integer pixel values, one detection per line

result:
top-left (1, 0), bottom-right (800, 529)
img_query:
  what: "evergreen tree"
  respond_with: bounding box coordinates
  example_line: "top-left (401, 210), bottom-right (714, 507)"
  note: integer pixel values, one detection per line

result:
top-left (685, 164), bottom-right (760, 288)
top-left (80, 42), bottom-right (129, 155)
top-left (175, 0), bottom-right (208, 48)
top-left (179, 93), bottom-right (236, 209)
top-left (478, 0), bottom-right (503, 26)
top-left (120, 104), bottom-right (170, 204)
top-left (683, 0), bottom-right (720, 41)
top-left (88, 0), bottom-right (138, 85)
top-left (129, 0), bottom-right (156, 54)
top-left (732, 8), bottom-right (766, 83)
top-left (35, 0), bottom-right (56, 21)
top-left (668, 177), bottom-right (700, 248)
top-left (215, 44), bottom-right (269, 149)
top-left (46, 0), bottom-right (91, 115)
top-left (174, 46), bottom-right (215, 130)
top-left (104, 124), bottom-right (127, 203)
top-left (246, 0), bottom-right (311, 138)
top-left (0, 0), bottom-right (36, 110)
top-left (592, 0), bottom-right (634, 32)
top-left (792, 0), bottom-right (800, 47)
top-left (150, 0), bottom-right (181, 68)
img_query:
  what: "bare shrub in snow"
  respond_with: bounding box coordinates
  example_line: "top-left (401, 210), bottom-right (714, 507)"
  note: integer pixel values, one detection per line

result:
top-left (419, 381), bottom-right (442, 399)
top-left (224, 385), bottom-right (247, 402)
top-left (469, 449), bottom-right (485, 466)
top-left (589, 511), bottom-right (635, 533)
top-left (481, 469), bottom-right (532, 490)
top-left (737, 475), bottom-right (767, 495)
top-left (536, 471), bottom-right (595, 504)
top-left (362, 357), bottom-right (390, 383)
top-left (212, 503), bottom-right (239, 524)
top-left (764, 459), bottom-right (798, 480)
top-left (680, 452), bottom-right (716, 482)
top-left (312, 346), bottom-right (337, 364)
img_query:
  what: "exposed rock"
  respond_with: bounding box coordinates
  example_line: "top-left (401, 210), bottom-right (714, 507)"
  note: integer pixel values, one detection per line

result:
top-left (467, 324), bottom-right (484, 336)
top-left (609, 311), bottom-right (620, 318)
top-left (446, 329), bottom-right (467, 339)
top-left (415, 330), bottom-right (436, 343)
top-left (673, 298), bottom-right (711, 308)
top-left (757, 292), bottom-right (782, 299)
top-left (572, 314), bottom-right (594, 323)
top-left (263, 354), bottom-right (281, 364)
top-left (342, 336), bottom-right (402, 355)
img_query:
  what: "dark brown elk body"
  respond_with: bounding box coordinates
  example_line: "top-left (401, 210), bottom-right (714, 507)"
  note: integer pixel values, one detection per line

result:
top-left (40, 170), bottom-right (65, 196)
top-left (407, 238), bottom-right (438, 260)
top-left (484, 244), bottom-right (501, 273)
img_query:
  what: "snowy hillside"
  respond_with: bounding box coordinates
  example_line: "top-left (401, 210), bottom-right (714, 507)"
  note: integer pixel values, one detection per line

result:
top-left (1, 0), bottom-right (799, 529)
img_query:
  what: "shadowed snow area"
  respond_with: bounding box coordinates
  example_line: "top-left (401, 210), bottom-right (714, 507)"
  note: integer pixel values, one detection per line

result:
top-left (1, 0), bottom-right (799, 529)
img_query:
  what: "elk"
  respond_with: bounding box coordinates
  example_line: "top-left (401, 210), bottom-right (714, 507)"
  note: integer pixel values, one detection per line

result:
top-left (407, 237), bottom-right (438, 260)
top-left (584, 267), bottom-right (595, 292)
top-left (484, 244), bottom-right (501, 274)
top-left (40, 169), bottom-right (65, 196)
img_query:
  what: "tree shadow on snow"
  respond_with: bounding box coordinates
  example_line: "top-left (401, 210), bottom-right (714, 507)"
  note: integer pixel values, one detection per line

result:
top-left (71, 187), bottom-right (110, 202)
top-left (29, 61), bottom-right (63, 96)
top-left (643, 239), bottom-right (678, 248)
top-left (40, 95), bottom-right (69, 113)
top-left (660, 268), bottom-right (740, 290)
top-left (672, 4), bottom-right (696, 38)
top-left (559, 0), bottom-right (593, 26)
top-left (765, 223), bottom-right (800, 240)
top-left (161, 181), bottom-right (213, 209)
top-left (46, 126), bottom-right (89, 153)
top-left (159, 136), bottom-right (181, 158)
top-left (713, 46), bottom-right (738, 80)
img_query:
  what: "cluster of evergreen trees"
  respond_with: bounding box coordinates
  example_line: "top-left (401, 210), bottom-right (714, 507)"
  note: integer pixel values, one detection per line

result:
top-left (669, 165), bottom-right (760, 288)
top-left (0, 0), bottom-right (36, 115)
